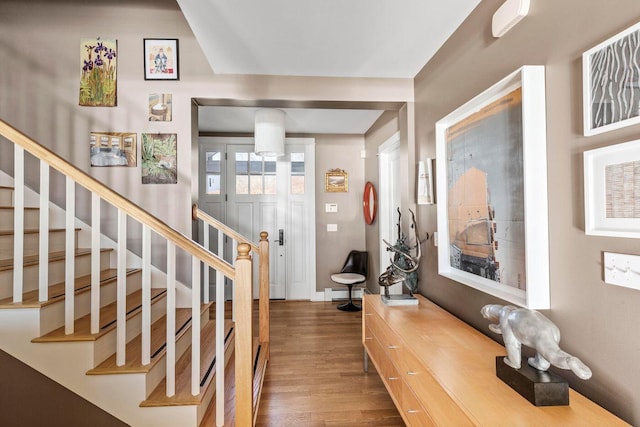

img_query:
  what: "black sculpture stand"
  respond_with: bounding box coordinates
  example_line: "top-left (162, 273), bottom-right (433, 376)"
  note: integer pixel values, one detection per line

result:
top-left (495, 356), bottom-right (569, 406)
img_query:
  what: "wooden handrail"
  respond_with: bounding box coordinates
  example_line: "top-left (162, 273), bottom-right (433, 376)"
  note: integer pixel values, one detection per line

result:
top-left (192, 204), bottom-right (259, 253)
top-left (0, 119), bottom-right (234, 279)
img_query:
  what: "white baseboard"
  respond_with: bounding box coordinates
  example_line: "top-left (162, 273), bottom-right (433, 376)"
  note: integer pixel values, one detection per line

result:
top-left (323, 287), bottom-right (363, 302)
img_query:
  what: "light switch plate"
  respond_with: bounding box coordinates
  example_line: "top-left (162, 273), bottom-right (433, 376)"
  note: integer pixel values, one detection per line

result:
top-left (604, 252), bottom-right (640, 290)
top-left (327, 224), bottom-right (338, 232)
top-left (325, 203), bottom-right (338, 213)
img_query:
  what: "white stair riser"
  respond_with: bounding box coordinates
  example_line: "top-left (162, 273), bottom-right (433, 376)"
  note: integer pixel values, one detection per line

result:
top-left (93, 293), bottom-right (168, 367)
top-left (0, 208), bottom-right (39, 231)
top-left (144, 310), bottom-right (212, 398)
top-left (0, 251), bottom-right (111, 299)
top-left (145, 318), bottom-right (194, 398)
top-left (38, 270), bottom-right (143, 336)
top-left (0, 188), bottom-right (13, 206)
top-left (0, 229), bottom-right (77, 260)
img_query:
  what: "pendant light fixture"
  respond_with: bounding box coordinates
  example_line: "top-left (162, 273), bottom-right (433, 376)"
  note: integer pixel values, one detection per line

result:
top-left (254, 108), bottom-right (285, 157)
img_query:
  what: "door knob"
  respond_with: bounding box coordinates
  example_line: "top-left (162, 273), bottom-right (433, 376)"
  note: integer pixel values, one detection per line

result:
top-left (278, 229), bottom-right (284, 246)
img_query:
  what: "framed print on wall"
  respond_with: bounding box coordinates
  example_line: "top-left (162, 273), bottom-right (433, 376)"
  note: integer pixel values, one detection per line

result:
top-left (583, 21), bottom-right (640, 136)
top-left (144, 39), bottom-right (179, 80)
top-left (325, 169), bottom-right (348, 192)
top-left (79, 38), bottom-right (117, 106)
top-left (417, 159), bottom-right (434, 205)
top-left (141, 133), bottom-right (177, 184)
top-left (584, 139), bottom-right (640, 238)
top-left (90, 132), bottom-right (136, 167)
top-left (435, 66), bottom-right (550, 309)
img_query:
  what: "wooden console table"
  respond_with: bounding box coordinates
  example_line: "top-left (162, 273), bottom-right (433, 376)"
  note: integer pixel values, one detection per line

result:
top-left (362, 294), bottom-right (629, 426)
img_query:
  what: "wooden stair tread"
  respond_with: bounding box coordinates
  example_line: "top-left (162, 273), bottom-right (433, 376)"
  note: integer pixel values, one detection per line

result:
top-left (0, 206), bottom-right (39, 211)
top-left (0, 227), bottom-right (79, 236)
top-left (0, 247), bottom-right (112, 271)
top-left (140, 319), bottom-right (234, 407)
top-left (32, 288), bottom-right (166, 343)
top-left (0, 268), bottom-right (139, 309)
top-left (87, 303), bottom-right (212, 375)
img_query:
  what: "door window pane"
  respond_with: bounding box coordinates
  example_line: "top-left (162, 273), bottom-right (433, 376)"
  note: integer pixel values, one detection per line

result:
top-left (205, 151), bottom-right (221, 173)
top-left (235, 151), bottom-right (279, 194)
top-left (291, 152), bottom-right (305, 194)
top-left (264, 175), bottom-right (276, 194)
top-left (250, 175), bottom-right (263, 194)
top-left (236, 175), bottom-right (248, 194)
top-left (206, 174), bottom-right (220, 194)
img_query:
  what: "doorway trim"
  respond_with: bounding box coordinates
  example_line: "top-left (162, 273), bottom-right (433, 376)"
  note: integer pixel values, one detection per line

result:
top-left (378, 131), bottom-right (402, 295)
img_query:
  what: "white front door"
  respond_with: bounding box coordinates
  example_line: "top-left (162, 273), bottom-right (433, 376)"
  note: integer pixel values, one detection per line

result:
top-left (198, 142), bottom-right (232, 298)
top-left (224, 139), bottom-right (316, 300)
top-left (379, 132), bottom-right (402, 295)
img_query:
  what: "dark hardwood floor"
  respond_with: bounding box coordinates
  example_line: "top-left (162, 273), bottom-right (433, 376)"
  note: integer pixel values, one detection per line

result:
top-left (255, 300), bottom-right (403, 427)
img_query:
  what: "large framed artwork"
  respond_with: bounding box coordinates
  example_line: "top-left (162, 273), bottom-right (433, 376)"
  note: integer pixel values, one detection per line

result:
top-left (583, 21), bottom-right (640, 136)
top-left (584, 139), bottom-right (640, 238)
top-left (435, 66), bottom-right (549, 309)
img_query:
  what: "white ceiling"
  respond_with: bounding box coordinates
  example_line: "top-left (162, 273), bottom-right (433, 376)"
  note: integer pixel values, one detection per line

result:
top-left (179, 0), bottom-right (481, 134)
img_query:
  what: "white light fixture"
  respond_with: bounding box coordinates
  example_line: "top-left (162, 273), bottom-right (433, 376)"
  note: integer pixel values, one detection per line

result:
top-left (492, 0), bottom-right (530, 38)
top-left (254, 108), bottom-right (285, 157)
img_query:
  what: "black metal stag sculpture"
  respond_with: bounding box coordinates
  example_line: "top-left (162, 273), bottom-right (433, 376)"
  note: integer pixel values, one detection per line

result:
top-left (378, 208), bottom-right (427, 299)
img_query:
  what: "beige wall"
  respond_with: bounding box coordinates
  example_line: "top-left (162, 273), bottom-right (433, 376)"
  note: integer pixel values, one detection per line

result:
top-left (414, 0), bottom-right (640, 423)
top-left (0, 0), bottom-right (412, 284)
top-left (314, 135), bottom-right (366, 292)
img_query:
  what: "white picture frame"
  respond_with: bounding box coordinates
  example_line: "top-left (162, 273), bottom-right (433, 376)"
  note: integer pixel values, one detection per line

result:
top-left (417, 159), bottom-right (434, 205)
top-left (583, 21), bottom-right (640, 136)
top-left (584, 139), bottom-right (640, 238)
top-left (435, 66), bottom-right (549, 309)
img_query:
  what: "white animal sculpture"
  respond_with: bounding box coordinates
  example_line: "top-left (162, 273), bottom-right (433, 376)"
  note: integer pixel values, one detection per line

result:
top-left (481, 304), bottom-right (592, 380)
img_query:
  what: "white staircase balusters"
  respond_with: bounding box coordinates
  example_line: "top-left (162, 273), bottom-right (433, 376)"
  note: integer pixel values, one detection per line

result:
top-left (166, 241), bottom-right (176, 397)
top-left (216, 227), bottom-right (225, 426)
top-left (13, 146), bottom-right (24, 303)
top-left (141, 224), bottom-right (151, 365)
top-left (191, 256), bottom-right (201, 396)
top-left (116, 209), bottom-right (127, 365)
top-left (64, 176), bottom-right (75, 334)
top-left (91, 193), bottom-right (101, 334)
top-left (203, 222), bottom-right (210, 304)
top-left (38, 161), bottom-right (49, 302)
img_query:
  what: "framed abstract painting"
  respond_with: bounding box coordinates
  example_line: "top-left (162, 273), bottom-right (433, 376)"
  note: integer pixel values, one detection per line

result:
top-left (435, 66), bottom-right (550, 309)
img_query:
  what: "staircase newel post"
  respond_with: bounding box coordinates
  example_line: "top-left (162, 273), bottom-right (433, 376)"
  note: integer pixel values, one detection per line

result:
top-left (235, 243), bottom-right (253, 426)
top-left (258, 231), bottom-right (270, 359)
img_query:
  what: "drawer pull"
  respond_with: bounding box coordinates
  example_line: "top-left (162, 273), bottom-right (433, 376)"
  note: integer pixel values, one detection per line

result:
top-left (388, 377), bottom-right (398, 381)
top-left (365, 337), bottom-right (373, 340)
top-left (365, 313), bottom-right (372, 316)
top-left (407, 410), bottom-right (420, 414)
top-left (407, 371), bottom-right (418, 376)
top-left (388, 345), bottom-right (399, 349)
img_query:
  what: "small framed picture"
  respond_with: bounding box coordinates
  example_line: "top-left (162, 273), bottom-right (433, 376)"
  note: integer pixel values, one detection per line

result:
top-left (583, 21), bottom-right (640, 136)
top-left (143, 39), bottom-right (179, 80)
top-left (325, 169), bottom-right (348, 192)
top-left (584, 139), bottom-right (640, 238)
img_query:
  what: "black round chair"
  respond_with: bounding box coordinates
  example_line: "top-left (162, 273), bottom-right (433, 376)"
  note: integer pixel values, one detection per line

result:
top-left (331, 250), bottom-right (368, 312)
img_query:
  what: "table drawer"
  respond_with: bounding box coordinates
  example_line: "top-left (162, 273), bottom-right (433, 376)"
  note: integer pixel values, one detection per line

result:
top-left (402, 382), bottom-right (436, 427)
top-left (367, 308), bottom-right (403, 365)
top-left (365, 328), bottom-right (403, 407)
top-left (401, 348), bottom-right (475, 426)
